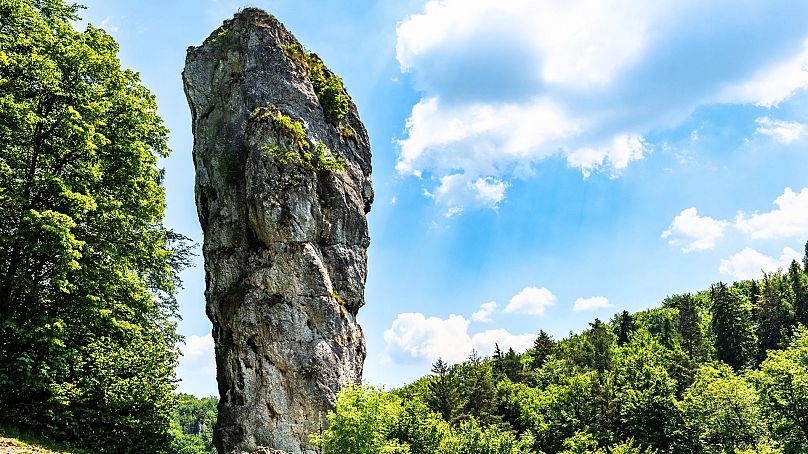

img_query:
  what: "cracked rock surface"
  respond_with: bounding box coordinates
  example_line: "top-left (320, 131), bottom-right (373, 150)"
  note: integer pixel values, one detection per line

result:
top-left (183, 8), bottom-right (373, 454)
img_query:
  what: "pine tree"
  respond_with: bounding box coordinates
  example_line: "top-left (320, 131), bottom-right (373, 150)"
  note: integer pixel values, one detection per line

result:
top-left (803, 240), bottom-right (808, 271)
top-left (754, 273), bottom-right (792, 365)
top-left (501, 347), bottom-right (522, 382)
top-left (585, 319), bottom-right (615, 373)
top-left (531, 330), bottom-right (555, 369)
top-left (459, 350), bottom-right (496, 424)
top-left (492, 343), bottom-right (504, 378)
top-left (677, 294), bottom-right (704, 361)
top-left (790, 260), bottom-right (808, 327)
top-left (711, 283), bottom-right (757, 371)
top-left (427, 358), bottom-right (458, 422)
top-left (616, 310), bottom-right (635, 346)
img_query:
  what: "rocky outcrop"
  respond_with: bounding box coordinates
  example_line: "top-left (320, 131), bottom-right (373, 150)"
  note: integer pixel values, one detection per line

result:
top-left (182, 9), bottom-right (373, 454)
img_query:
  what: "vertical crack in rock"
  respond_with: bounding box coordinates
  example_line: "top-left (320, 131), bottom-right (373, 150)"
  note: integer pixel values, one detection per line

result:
top-left (182, 9), bottom-right (373, 454)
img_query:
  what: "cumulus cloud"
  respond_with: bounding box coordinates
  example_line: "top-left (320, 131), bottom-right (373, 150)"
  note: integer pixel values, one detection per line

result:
top-left (566, 134), bottom-right (647, 178)
top-left (431, 173), bottom-right (508, 211)
top-left (573, 296), bottom-right (613, 312)
top-left (719, 247), bottom-right (802, 280)
top-left (383, 312), bottom-right (534, 363)
top-left (181, 334), bottom-right (214, 357)
top-left (504, 287), bottom-right (556, 316)
top-left (755, 117), bottom-right (806, 144)
top-left (176, 333), bottom-right (216, 394)
top-left (395, 0), bottom-right (808, 210)
top-left (736, 187), bottom-right (808, 239)
top-left (662, 207), bottom-right (729, 252)
top-left (472, 301), bottom-right (498, 323)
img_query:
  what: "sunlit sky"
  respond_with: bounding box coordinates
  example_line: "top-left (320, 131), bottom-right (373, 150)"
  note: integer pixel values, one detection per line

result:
top-left (78, 0), bottom-right (808, 397)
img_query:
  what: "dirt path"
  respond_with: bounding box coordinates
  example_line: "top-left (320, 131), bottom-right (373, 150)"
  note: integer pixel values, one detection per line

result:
top-left (0, 437), bottom-right (68, 453)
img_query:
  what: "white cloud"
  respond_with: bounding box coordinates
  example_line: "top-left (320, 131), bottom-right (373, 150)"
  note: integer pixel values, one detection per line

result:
top-left (662, 207), bottom-right (729, 252)
top-left (181, 334), bottom-right (214, 357)
top-left (432, 173), bottom-right (508, 210)
top-left (395, 0), bottom-right (808, 211)
top-left (566, 133), bottom-right (647, 178)
top-left (755, 117), bottom-right (806, 144)
top-left (504, 287), bottom-right (556, 316)
top-left (383, 312), bottom-right (534, 363)
top-left (719, 247), bottom-right (802, 280)
top-left (384, 313), bottom-right (472, 363)
top-left (471, 301), bottom-right (498, 323)
top-left (736, 187), bottom-right (808, 239)
top-left (176, 333), bottom-right (216, 395)
top-left (573, 296), bottom-right (613, 312)
top-left (721, 39), bottom-right (808, 108)
top-left (470, 330), bottom-right (535, 356)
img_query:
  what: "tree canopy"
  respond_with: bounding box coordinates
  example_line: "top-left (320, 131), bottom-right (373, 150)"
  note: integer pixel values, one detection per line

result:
top-left (0, 0), bottom-right (189, 451)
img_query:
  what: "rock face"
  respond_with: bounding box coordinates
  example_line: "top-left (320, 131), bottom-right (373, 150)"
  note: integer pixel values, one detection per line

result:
top-left (182, 9), bottom-right (373, 454)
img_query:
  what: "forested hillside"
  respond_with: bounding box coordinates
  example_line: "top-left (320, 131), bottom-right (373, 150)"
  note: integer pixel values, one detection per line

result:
top-left (316, 245), bottom-right (808, 454)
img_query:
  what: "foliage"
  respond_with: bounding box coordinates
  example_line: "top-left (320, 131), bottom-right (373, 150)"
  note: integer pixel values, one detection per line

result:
top-left (427, 358), bottom-right (460, 422)
top-left (168, 394), bottom-right (217, 454)
top-left (312, 385), bottom-right (408, 454)
top-left (282, 43), bottom-right (350, 125)
top-left (324, 248), bottom-right (808, 454)
top-left (711, 283), bottom-right (757, 371)
top-left (752, 325), bottom-right (808, 453)
top-left (0, 0), bottom-right (187, 451)
top-left (255, 107), bottom-right (345, 172)
top-left (681, 364), bottom-right (768, 452)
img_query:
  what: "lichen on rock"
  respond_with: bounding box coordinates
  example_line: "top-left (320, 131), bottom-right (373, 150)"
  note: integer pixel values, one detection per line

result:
top-left (182, 8), bottom-right (373, 454)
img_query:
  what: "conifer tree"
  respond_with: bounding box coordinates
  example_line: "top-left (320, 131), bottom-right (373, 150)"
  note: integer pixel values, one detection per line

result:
top-left (427, 358), bottom-right (458, 422)
top-left (459, 350), bottom-right (496, 424)
top-left (711, 283), bottom-right (756, 371)
top-left (531, 330), bottom-right (555, 369)
top-left (501, 347), bottom-right (522, 382)
top-left (585, 319), bottom-right (615, 373)
top-left (677, 294), bottom-right (704, 361)
top-left (616, 310), bottom-right (635, 346)
top-left (790, 260), bottom-right (808, 326)
top-left (756, 273), bottom-right (791, 362)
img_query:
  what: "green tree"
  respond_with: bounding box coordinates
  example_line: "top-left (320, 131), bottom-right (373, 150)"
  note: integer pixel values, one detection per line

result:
top-left (753, 326), bottom-right (808, 452)
top-left (458, 351), bottom-right (497, 425)
top-left (0, 1), bottom-right (186, 450)
top-left (615, 311), bottom-right (635, 347)
top-left (790, 260), bottom-right (807, 327)
top-left (313, 385), bottom-right (409, 454)
top-left (428, 358), bottom-right (459, 422)
top-left (677, 294), bottom-right (704, 361)
top-left (681, 364), bottom-right (769, 453)
top-left (756, 273), bottom-right (792, 362)
top-left (711, 283), bottom-right (756, 371)
top-left (613, 330), bottom-right (681, 452)
top-left (501, 347), bottom-right (523, 383)
top-left (584, 319), bottom-right (615, 373)
top-left (530, 330), bottom-right (555, 369)
top-left (803, 240), bottom-right (808, 272)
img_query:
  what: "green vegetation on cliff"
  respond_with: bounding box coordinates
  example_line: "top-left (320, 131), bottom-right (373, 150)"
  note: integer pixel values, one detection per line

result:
top-left (320, 243), bottom-right (808, 454)
top-left (0, 0), bottom-right (191, 452)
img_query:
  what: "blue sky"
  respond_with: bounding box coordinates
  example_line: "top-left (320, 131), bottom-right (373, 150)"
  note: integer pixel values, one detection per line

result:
top-left (78, 0), bottom-right (808, 397)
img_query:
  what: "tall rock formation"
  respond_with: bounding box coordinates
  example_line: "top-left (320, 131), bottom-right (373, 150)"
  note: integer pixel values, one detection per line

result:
top-left (182, 9), bottom-right (373, 454)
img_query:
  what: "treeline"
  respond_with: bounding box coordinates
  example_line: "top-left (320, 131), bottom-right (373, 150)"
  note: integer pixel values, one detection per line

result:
top-left (316, 244), bottom-right (808, 454)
